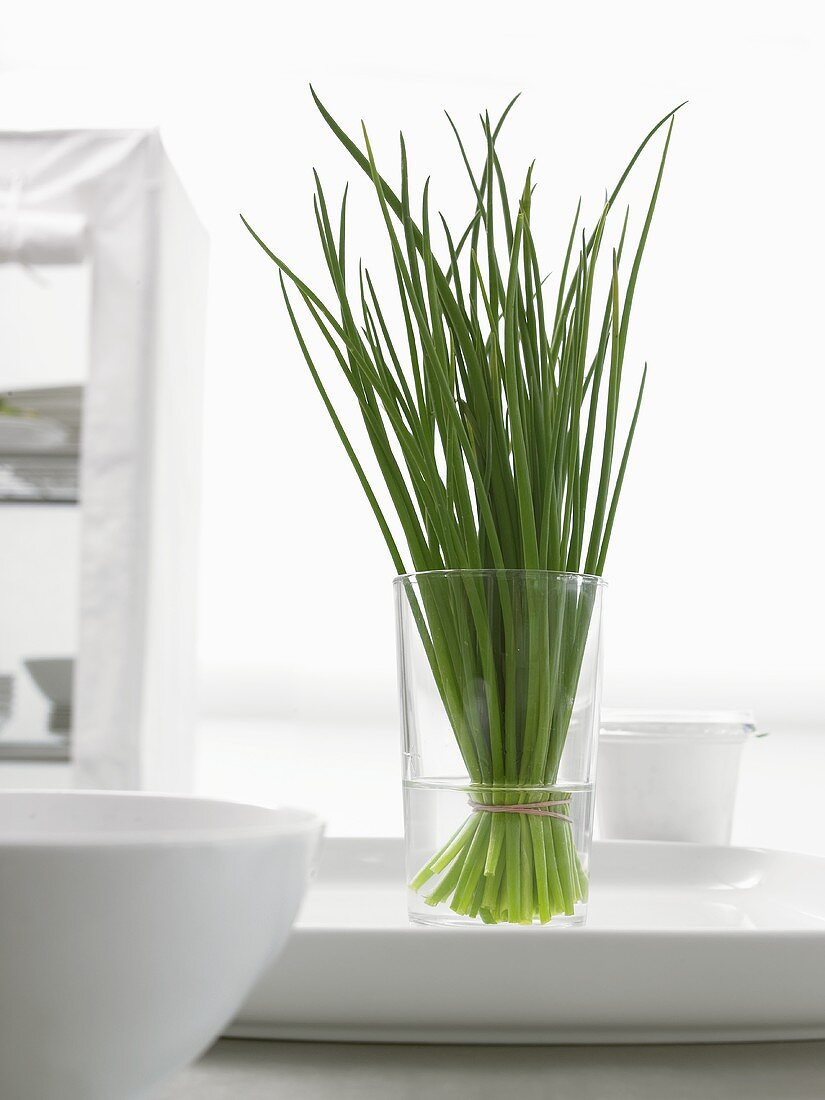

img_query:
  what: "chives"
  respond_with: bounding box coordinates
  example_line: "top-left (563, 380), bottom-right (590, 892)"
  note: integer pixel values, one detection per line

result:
top-left (246, 90), bottom-right (679, 922)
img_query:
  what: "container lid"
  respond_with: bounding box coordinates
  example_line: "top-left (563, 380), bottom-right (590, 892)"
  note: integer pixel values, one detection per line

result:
top-left (600, 709), bottom-right (756, 743)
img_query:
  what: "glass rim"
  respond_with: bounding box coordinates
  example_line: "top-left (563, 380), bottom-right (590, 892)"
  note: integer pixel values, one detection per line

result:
top-left (394, 568), bottom-right (607, 588)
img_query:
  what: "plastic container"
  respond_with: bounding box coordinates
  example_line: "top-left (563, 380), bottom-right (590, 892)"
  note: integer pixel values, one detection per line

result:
top-left (597, 711), bottom-right (756, 845)
top-left (395, 569), bottom-right (605, 927)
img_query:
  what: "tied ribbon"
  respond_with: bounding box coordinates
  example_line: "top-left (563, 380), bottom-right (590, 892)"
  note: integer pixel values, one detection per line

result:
top-left (467, 798), bottom-right (572, 822)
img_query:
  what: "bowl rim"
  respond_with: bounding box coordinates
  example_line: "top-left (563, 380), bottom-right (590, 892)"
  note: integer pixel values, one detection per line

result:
top-left (0, 790), bottom-right (324, 848)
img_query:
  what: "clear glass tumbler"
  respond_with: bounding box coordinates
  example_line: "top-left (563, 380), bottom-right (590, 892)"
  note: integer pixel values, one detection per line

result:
top-left (395, 569), bottom-right (605, 928)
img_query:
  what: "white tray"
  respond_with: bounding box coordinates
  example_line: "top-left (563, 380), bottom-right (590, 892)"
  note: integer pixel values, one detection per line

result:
top-left (231, 837), bottom-right (825, 1044)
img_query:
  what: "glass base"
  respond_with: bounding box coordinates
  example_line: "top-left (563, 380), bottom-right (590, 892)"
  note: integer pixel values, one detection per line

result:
top-left (409, 901), bottom-right (587, 929)
top-left (404, 780), bottom-right (594, 928)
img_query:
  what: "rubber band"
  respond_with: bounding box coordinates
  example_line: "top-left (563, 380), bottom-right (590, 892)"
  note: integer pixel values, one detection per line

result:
top-left (468, 798), bottom-right (572, 822)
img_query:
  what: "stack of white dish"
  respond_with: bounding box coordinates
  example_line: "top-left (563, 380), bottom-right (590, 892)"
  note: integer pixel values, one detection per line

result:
top-left (0, 386), bottom-right (82, 501)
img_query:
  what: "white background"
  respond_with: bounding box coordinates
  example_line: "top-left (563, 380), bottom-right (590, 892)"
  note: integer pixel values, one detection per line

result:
top-left (1, 1), bottom-right (823, 763)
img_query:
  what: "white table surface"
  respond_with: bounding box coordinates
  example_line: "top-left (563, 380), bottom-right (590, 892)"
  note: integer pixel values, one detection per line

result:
top-left (158, 1038), bottom-right (825, 1099)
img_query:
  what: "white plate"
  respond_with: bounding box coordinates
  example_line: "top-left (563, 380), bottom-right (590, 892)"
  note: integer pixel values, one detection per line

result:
top-left (231, 837), bottom-right (825, 1044)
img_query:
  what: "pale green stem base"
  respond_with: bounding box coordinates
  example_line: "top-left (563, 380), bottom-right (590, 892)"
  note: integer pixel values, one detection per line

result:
top-left (410, 807), bottom-right (587, 925)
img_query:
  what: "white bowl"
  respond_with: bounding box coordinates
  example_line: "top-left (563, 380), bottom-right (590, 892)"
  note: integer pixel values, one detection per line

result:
top-left (0, 791), bottom-right (322, 1100)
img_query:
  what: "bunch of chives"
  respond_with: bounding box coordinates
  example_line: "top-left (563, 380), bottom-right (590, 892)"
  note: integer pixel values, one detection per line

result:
top-left (246, 89), bottom-right (678, 923)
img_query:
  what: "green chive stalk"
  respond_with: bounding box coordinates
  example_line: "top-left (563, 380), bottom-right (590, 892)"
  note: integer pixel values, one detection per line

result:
top-left (245, 89), bottom-right (679, 924)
